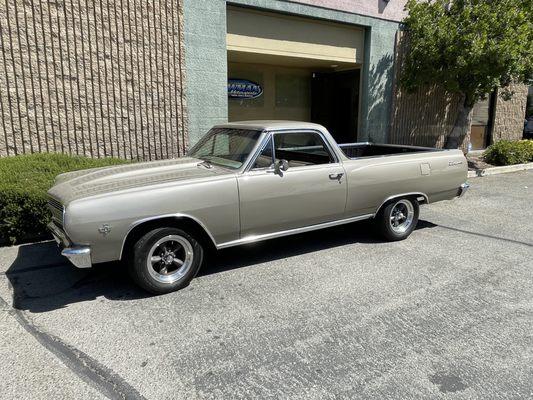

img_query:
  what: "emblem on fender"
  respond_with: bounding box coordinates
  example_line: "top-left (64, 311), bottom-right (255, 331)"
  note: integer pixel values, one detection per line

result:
top-left (98, 224), bottom-right (112, 236)
top-left (448, 160), bottom-right (463, 166)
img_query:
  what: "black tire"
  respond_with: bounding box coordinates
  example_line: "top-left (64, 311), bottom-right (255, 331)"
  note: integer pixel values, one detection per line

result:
top-left (375, 197), bottom-right (419, 241)
top-left (128, 227), bottom-right (204, 294)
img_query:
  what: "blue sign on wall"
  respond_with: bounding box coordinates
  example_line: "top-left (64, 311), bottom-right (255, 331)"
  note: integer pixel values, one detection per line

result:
top-left (228, 79), bottom-right (263, 99)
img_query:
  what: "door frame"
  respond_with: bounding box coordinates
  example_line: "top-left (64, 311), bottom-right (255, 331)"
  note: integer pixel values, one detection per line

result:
top-left (311, 68), bottom-right (361, 144)
top-left (243, 128), bottom-right (342, 173)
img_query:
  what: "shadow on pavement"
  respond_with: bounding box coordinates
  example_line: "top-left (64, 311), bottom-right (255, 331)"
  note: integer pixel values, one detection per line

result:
top-left (5, 242), bottom-right (149, 313)
top-left (410, 219), bottom-right (531, 246)
top-left (201, 220), bottom-right (400, 276)
top-left (5, 220), bottom-right (436, 313)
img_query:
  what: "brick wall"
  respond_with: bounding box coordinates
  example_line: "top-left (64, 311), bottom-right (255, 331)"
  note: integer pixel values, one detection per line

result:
top-left (389, 32), bottom-right (462, 148)
top-left (390, 32), bottom-right (527, 148)
top-left (0, 0), bottom-right (187, 160)
top-left (492, 83), bottom-right (529, 142)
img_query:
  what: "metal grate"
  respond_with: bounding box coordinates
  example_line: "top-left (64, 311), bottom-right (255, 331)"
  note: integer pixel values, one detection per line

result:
top-left (47, 197), bottom-right (64, 227)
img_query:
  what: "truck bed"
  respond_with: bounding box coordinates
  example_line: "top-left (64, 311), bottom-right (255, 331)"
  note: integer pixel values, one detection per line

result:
top-left (339, 142), bottom-right (440, 159)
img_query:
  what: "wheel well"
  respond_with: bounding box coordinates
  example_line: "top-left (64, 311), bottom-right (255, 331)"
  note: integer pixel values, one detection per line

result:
top-left (375, 193), bottom-right (427, 216)
top-left (120, 216), bottom-right (217, 261)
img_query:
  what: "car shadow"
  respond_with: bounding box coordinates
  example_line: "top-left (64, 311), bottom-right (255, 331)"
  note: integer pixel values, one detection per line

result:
top-left (4, 241), bottom-right (149, 313)
top-left (5, 220), bottom-right (437, 313)
top-left (201, 220), bottom-right (386, 277)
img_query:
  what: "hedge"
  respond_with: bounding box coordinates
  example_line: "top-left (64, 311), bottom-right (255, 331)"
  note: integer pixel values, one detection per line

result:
top-left (483, 140), bottom-right (533, 166)
top-left (0, 153), bottom-right (129, 245)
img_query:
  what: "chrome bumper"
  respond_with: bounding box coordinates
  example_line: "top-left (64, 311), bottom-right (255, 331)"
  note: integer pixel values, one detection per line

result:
top-left (48, 222), bottom-right (70, 247)
top-left (458, 183), bottom-right (470, 198)
top-left (48, 222), bottom-right (92, 269)
top-left (61, 246), bottom-right (92, 269)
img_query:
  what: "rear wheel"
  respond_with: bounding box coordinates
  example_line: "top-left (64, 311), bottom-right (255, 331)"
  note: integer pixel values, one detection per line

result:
top-left (376, 198), bottom-right (419, 241)
top-left (129, 227), bottom-right (203, 294)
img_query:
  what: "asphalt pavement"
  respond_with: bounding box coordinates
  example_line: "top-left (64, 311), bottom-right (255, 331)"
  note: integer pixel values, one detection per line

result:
top-left (0, 171), bottom-right (532, 399)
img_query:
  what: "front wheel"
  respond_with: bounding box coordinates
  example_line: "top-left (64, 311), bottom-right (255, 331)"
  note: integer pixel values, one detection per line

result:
top-left (129, 227), bottom-right (204, 294)
top-left (375, 198), bottom-right (419, 241)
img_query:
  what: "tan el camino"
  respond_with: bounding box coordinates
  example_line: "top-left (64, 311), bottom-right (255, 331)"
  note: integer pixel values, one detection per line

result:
top-left (47, 121), bottom-right (469, 294)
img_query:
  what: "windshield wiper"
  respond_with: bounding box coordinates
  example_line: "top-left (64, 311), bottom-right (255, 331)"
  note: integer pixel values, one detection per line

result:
top-left (198, 159), bottom-right (213, 169)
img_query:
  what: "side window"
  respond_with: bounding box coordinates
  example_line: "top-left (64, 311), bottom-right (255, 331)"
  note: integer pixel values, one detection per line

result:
top-left (274, 132), bottom-right (334, 167)
top-left (252, 137), bottom-right (274, 169)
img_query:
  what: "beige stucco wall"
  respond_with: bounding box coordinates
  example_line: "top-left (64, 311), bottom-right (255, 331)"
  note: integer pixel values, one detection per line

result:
top-left (0, 0), bottom-right (187, 160)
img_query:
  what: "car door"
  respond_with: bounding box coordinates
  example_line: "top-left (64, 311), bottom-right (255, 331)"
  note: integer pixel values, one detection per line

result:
top-left (237, 130), bottom-right (347, 238)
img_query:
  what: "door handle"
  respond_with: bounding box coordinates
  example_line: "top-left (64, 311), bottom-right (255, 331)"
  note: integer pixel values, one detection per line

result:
top-left (329, 173), bottom-right (344, 180)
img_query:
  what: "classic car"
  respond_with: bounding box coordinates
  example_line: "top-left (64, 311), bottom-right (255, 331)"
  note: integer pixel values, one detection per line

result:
top-left (48, 121), bottom-right (469, 294)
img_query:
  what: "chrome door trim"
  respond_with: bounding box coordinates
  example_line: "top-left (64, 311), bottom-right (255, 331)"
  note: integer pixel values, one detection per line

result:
top-left (244, 131), bottom-right (274, 173)
top-left (246, 162), bottom-right (345, 176)
top-left (216, 213), bottom-right (374, 249)
top-left (241, 130), bottom-right (272, 173)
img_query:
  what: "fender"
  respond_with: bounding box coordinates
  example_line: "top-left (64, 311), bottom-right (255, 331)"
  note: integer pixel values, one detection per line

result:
top-left (119, 213), bottom-right (218, 259)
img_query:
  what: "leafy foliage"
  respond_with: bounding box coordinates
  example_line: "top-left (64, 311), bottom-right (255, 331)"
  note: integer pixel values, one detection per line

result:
top-left (0, 153), bottom-right (128, 245)
top-left (401, 0), bottom-right (533, 107)
top-left (483, 140), bottom-right (533, 165)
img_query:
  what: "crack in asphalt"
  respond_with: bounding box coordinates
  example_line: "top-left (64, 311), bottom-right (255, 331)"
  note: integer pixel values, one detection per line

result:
top-left (0, 295), bottom-right (146, 400)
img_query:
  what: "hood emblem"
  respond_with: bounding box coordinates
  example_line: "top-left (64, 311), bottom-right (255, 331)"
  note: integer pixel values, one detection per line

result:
top-left (98, 224), bottom-right (112, 236)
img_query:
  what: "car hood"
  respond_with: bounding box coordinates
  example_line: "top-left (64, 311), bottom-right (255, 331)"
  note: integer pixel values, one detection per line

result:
top-left (48, 157), bottom-right (234, 204)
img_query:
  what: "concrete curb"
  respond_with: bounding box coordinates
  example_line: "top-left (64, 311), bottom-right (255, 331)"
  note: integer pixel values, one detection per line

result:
top-left (468, 162), bottom-right (533, 178)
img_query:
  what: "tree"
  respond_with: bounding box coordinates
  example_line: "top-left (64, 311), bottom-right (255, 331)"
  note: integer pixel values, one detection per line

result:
top-left (400, 0), bottom-right (533, 148)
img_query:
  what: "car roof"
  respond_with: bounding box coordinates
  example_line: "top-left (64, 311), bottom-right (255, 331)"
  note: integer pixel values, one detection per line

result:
top-left (212, 120), bottom-right (327, 132)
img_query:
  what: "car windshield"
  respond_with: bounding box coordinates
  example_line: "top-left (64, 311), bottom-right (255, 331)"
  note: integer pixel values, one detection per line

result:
top-left (188, 128), bottom-right (262, 169)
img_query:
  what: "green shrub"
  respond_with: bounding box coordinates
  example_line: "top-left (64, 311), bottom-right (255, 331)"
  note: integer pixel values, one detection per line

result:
top-left (482, 140), bottom-right (533, 166)
top-left (0, 153), bottom-right (129, 245)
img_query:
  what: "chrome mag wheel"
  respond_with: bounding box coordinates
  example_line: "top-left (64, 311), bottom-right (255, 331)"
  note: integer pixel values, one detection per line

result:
top-left (389, 199), bottom-right (415, 234)
top-left (146, 235), bottom-right (194, 284)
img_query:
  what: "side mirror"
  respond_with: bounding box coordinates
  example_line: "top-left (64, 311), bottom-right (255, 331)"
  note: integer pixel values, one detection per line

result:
top-left (273, 159), bottom-right (289, 175)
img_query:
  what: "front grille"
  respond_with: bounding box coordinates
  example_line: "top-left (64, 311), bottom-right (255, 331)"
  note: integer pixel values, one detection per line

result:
top-left (47, 197), bottom-right (64, 228)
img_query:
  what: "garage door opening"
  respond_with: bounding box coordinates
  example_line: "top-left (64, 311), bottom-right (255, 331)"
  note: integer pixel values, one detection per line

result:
top-left (227, 6), bottom-right (364, 143)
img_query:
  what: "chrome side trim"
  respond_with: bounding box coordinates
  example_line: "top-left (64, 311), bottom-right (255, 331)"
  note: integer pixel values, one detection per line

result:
top-left (119, 213), bottom-right (218, 260)
top-left (216, 214), bottom-right (374, 249)
top-left (375, 192), bottom-right (429, 215)
top-left (458, 183), bottom-right (470, 198)
top-left (239, 129), bottom-right (269, 173)
top-left (339, 142), bottom-right (444, 152)
top-left (244, 131), bottom-right (274, 172)
top-left (62, 246), bottom-right (92, 269)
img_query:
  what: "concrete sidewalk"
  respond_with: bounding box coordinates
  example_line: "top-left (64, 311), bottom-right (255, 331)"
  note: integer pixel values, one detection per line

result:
top-left (1, 171), bottom-right (532, 399)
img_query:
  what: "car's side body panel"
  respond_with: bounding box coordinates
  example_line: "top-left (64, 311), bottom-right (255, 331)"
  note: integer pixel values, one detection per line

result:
top-left (237, 163), bottom-right (347, 237)
top-left (64, 174), bottom-right (240, 264)
top-left (341, 149), bottom-right (467, 216)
